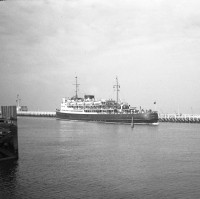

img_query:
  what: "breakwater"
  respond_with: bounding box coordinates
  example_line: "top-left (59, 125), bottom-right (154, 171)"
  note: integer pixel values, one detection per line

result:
top-left (2, 111), bottom-right (200, 123)
top-left (159, 114), bottom-right (200, 123)
top-left (17, 111), bottom-right (56, 117)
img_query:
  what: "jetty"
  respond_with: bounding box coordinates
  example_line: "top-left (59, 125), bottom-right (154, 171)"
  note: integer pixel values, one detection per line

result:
top-left (16, 112), bottom-right (200, 123)
top-left (0, 106), bottom-right (18, 162)
top-left (159, 114), bottom-right (200, 123)
top-left (17, 111), bottom-right (56, 117)
top-left (2, 109), bottom-right (200, 123)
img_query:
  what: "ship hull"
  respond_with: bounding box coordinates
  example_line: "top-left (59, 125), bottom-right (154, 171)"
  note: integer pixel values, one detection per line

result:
top-left (56, 111), bottom-right (159, 125)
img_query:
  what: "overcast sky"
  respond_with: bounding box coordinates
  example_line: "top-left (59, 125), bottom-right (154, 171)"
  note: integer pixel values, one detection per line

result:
top-left (1, 0), bottom-right (200, 113)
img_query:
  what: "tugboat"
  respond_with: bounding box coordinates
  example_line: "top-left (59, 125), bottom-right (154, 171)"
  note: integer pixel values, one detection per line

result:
top-left (56, 77), bottom-right (159, 125)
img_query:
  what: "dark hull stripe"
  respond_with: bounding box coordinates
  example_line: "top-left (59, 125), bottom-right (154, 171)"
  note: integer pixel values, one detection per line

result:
top-left (56, 111), bottom-right (159, 125)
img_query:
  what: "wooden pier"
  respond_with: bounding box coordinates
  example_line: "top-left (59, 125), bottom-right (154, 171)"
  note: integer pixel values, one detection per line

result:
top-left (159, 114), bottom-right (200, 123)
top-left (0, 106), bottom-right (18, 162)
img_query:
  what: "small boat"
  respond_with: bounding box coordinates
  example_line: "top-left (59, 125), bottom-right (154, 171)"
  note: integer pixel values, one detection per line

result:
top-left (131, 117), bottom-right (134, 128)
top-left (56, 77), bottom-right (159, 125)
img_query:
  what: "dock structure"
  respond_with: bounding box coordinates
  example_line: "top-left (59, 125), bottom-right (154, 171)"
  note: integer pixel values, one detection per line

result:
top-left (159, 114), bottom-right (200, 123)
top-left (17, 111), bottom-right (56, 117)
top-left (0, 106), bottom-right (18, 162)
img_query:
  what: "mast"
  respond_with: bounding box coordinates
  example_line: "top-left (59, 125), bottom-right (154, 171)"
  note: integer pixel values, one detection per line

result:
top-left (73, 76), bottom-right (80, 100)
top-left (16, 94), bottom-right (21, 111)
top-left (16, 94), bottom-right (21, 108)
top-left (113, 76), bottom-right (120, 103)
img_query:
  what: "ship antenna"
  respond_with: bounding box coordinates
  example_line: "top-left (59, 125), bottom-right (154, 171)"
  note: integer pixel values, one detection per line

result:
top-left (113, 76), bottom-right (120, 104)
top-left (73, 76), bottom-right (80, 100)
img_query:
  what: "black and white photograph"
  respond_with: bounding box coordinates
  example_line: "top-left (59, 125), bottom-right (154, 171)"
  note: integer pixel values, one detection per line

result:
top-left (1, 0), bottom-right (200, 198)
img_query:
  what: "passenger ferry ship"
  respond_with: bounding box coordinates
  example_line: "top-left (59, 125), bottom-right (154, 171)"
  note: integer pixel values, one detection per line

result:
top-left (56, 77), bottom-right (159, 125)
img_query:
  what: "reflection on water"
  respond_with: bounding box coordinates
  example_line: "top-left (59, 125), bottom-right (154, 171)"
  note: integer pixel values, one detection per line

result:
top-left (0, 118), bottom-right (200, 199)
top-left (0, 160), bottom-right (18, 198)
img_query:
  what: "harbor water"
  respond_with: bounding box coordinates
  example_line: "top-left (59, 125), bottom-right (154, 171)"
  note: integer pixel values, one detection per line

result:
top-left (1, 118), bottom-right (200, 199)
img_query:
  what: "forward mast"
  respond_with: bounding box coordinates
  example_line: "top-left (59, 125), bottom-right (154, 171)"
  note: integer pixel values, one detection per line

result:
top-left (113, 76), bottom-right (120, 104)
top-left (73, 76), bottom-right (80, 100)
